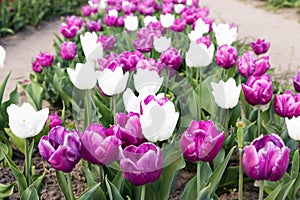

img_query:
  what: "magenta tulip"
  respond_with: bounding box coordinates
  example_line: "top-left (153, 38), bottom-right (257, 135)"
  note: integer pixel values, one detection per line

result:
top-left (250, 38), bottom-right (270, 55)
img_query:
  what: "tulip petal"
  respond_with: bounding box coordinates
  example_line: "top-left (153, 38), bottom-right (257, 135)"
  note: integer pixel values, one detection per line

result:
top-left (0, 45), bottom-right (6, 68)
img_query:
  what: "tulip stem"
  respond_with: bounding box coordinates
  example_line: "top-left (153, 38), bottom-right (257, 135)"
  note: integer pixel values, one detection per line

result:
top-left (257, 105), bottom-right (261, 138)
top-left (111, 95), bottom-right (117, 123)
top-left (197, 67), bottom-right (203, 121)
top-left (140, 185), bottom-right (146, 200)
top-left (67, 173), bottom-right (75, 200)
top-left (259, 180), bottom-right (264, 200)
top-left (238, 148), bottom-right (243, 200)
top-left (84, 90), bottom-right (92, 130)
top-left (225, 109), bottom-right (230, 135)
top-left (24, 139), bottom-right (32, 186)
top-left (197, 162), bottom-right (201, 193)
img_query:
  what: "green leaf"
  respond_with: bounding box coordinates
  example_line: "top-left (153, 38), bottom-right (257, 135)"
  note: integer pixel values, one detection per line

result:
top-left (25, 82), bottom-right (43, 110)
top-left (265, 183), bottom-right (282, 200)
top-left (196, 183), bottom-right (211, 200)
top-left (0, 142), bottom-right (8, 161)
top-left (105, 175), bottom-right (124, 200)
top-left (5, 128), bottom-right (25, 154)
top-left (31, 169), bottom-right (46, 195)
top-left (55, 171), bottom-right (71, 200)
top-left (292, 174), bottom-right (300, 198)
top-left (78, 183), bottom-right (105, 200)
top-left (180, 176), bottom-right (197, 200)
top-left (20, 184), bottom-right (39, 200)
top-left (0, 183), bottom-right (16, 198)
top-left (291, 150), bottom-right (299, 179)
top-left (199, 162), bottom-right (212, 188)
top-left (275, 179), bottom-right (295, 200)
top-left (213, 148), bottom-right (225, 170)
top-left (0, 72), bottom-right (11, 105)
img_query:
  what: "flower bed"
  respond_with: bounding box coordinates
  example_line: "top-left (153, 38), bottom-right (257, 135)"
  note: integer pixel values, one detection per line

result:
top-left (0, 0), bottom-right (300, 199)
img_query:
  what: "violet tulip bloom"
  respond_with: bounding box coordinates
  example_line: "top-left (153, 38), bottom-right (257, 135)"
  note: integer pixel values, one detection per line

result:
top-left (47, 113), bottom-right (62, 129)
top-left (66, 15), bottom-right (83, 28)
top-left (250, 38), bottom-right (270, 55)
top-left (97, 35), bottom-right (115, 51)
top-left (120, 142), bottom-right (163, 186)
top-left (215, 44), bottom-right (237, 69)
top-left (274, 90), bottom-right (300, 118)
top-left (180, 120), bottom-right (225, 162)
top-left (38, 126), bottom-right (81, 172)
top-left (86, 19), bottom-right (102, 32)
top-left (293, 71), bottom-right (300, 93)
top-left (116, 113), bottom-right (146, 147)
top-left (253, 55), bottom-right (271, 76)
top-left (60, 41), bottom-right (77, 60)
top-left (79, 123), bottom-right (121, 165)
top-left (119, 51), bottom-right (144, 71)
top-left (82, 5), bottom-right (92, 16)
top-left (242, 134), bottom-right (290, 181)
top-left (158, 47), bottom-right (182, 70)
top-left (32, 61), bottom-right (43, 73)
top-left (36, 52), bottom-right (54, 67)
top-left (242, 74), bottom-right (273, 106)
top-left (60, 24), bottom-right (79, 39)
top-left (170, 18), bottom-right (186, 32)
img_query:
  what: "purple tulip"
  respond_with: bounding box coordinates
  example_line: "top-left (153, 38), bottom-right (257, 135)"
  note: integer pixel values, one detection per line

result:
top-left (47, 113), bottom-right (62, 129)
top-left (97, 35), bottom-right (115, 51)
top-left (274, 90), bottom-right (300, 118)
top-left (120, 142), bottom-right (163, 186)
top-left (82, 5), bottom-right (92, 16)
top-left (60, 24), bottom-right (79, 39)
top-left (180, 120), bottom-right (225, 162)
top-left (123, 2), bottom-right (136, 15)
top-left (293, 71), bottom-right (300, 92)
top-left (181, 7), bottom-right (197, 25)
top-left (32, 61), bottom-right (43, 73)
top-left (250, 38), bottom-right (270, 55)
top-left (196, 36), bottom-right (211, 48)
top-left (157, 47), bottom-right (182, 70)
top-left (35, 52), bottom-right (54, 67)
top-left (215, 44), bottom-right (238, 69)
top-left (170, 18), bottom-right (186, 32)
top-left (242, 74), bottom-right (273, 105)
top-left (104, 9), bottom-right (118, 27)
top-left (86, 19), bottom-right (102, 32)
top-left (253, 55), bottom-right (271, 76)
top-left (115, 112), bottom-right (146, 147)
top-left (116, 17), bottom-right (125, 27)
top-left (60, 41), bottom-right (77, 60)
top-left (138, 4), bottom-right (155, 15)
top-left (38, 126), bottom-right (81, 172)
top-left (242, 134), bottom-right (290, 181)
top-left (119, 51), bottom-right (144, 71)
top-left (136, 58), bottom-right (161, 74)
top-left (66, 15), bottom-right (83, 28)
top-left (162, 2), bottom-right (174, 14)
top-left (237, 51), bottom-right (256, 78)
top-left (79, 123), bottom-right (121, 166)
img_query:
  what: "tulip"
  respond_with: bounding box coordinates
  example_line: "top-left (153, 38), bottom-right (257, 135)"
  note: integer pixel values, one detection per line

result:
top-left (97, 35), bottom-right (115, 51)
top-left (47, 113), bottom-right (62, 129)
top-left (211, 78), bottom-right (241, 109)
top-left (80, 32), bottom-right (103, 61)
top-left (237, 51), bottom-right (256, 78)
top-left (97, 66), bottom-right (129, 96)
top-left (174, 4), bottom-right (185, 14)
top-left (66, 15), bottom-right (83, 28)
top-left (186, 40), bottom-right (214, 67)
top-left (60, 23), bottom-right (79, 39)
top-left (153, 36), bottom-right (171, 53)
top-left (193, 18), bottom-right (209, 36)
top-left (35, 52), bottom-right (54, 67)
top-left (143, 16), bottom-right (158, 27)
top-left (32, 61), bottom-right (43, 73)
top-left (213, 22), bottom-right (238, 46)
top-left (274, 90), bottom-right (300, 118)
top-left (136, 58), bottom-right (160, 73)
top-left (116, 113), bottom-right (146, 147)
top-left (123, 1), bottom-right (136, 14)
top-left (82, 5), bottom-right (92, 16)
top-left (158, 47), bottom-right (182, 70)
top-left (0, 45), bottom-right (5, 68)
top-left (196, 36), bottom-right (211, 48)
top-left (242, 134), bottom-right (290, 181)
top-left (104, 9), bottom-right (118, 26)
top-left (120, 142), bottom-right (163, 186)
top-left (160, 13), bottom-right (175, 28)
top-left (60, 41), bottom-right (77, 60)
top-left (215, 44), bottom-right (238, 69)
top-left (250, 38), bottom-right (270, 55)
top-left (293, 71), bottom-right (300, 93)
top-left (67, 60), bottom-right (98, 90)
top-left (79, 123), bottom-right (121, 165)
top-left (242, 74), bottom-right (273, 105)
top-left (38, 126), bottom-right (81, 172)
top-left (86, 19), bottom-right (102, 32)
top-left (140, 94), bottom-right (179, 142)
top-left (285, 116), bottom-right (300, 141)
top-left (119, 51), bottom-right (144, 71)
top-left (116, 17), bottom-right (125, 27)
top-left (7, 103), bottom-right (49, 138)
top-left (180, 120), bottom-right (225, 162)
top-left (124, 15), bottom-right (138, 31)
top-left (253, 55), bottom-right (271, 76)
top-left (170, 18), bottom-right (186, 32)
top-left (162, 2), bottom-right (174, 14)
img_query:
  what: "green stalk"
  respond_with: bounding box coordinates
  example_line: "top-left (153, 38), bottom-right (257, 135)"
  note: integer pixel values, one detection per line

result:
top-left (25, 139), bottom-right (32, 185)
top-left (237, 121), bottom-right (245, 200)
top-left (111, 95), bottom-right (117, 124)
top-left (84, 90), bottom-right (92, 130)
top-left (259, 180), bottom-right (264, 200)
top-left (197, 162), bottom-right (201, 193)
top-left (224, 109), bottom-right (230, 136)
top-left (67, 173), bottom-right (75, 200)
top-left (257, 105), bottom-right (261, 138)
top-left (197, 67), bottom-right (203, 121)
top-left (140, 185), bottom-right (146, 200)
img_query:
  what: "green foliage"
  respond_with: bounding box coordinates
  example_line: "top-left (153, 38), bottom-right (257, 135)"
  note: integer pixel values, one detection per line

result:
top-left (267, 0), bottom-right (300, 7)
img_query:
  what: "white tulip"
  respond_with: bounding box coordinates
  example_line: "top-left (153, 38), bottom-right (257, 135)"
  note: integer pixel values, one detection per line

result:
top-left (0, 45), bottom-right (6, 68)
top-left (122, 1), bottom-right (130, 8)
top-left (186, 0), bottom-right (192, 6)
top-left (97, 66), bottom-right (129, 96)
top-left (211, 78), bottom-right (241, 109)
top-left (285, 117), bottom-right (300, 141)
top-left (80, 32), bottom-right (103, 61)
top-left (143, 16), bottom-right (158, 27)
top-left (160, 13), bottom-right (175, 28)
top-left (174, 4), bottom-right (184, 14)
top-left (153, 36), bottom-right (171, 53)
top-left (185, 40), bottom-right (215, 67)
top-left (194, 18), bottom-right (209, 36)
top-left (213, 23), bottom-right (238, 46)
top-left (7, 103), bottom-right (49, 139)
top-left (108, 9), bottom-right (118, 17)
top-left (67, 60), bottom-right (98, 90)
top-left (140, 94), bottom-right (179, 142)
top-left (124, 15), bottom-right (139, 31)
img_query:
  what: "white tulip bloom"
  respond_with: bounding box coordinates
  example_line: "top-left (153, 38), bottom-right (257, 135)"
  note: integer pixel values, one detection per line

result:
top-left (285, 117), bottom-right (300, 141)
top-left (160, 13), bottom-right (175, 28)
top-left (80, 32), bottom-right (103, 61)
top-left (108, 9), bottom-right (118, 17)
top-left (153, 36), bottom-right (171, 52)
top-left (124, 15), bottom-right (138, 31)
top-left (213, 23), bottom-right (238, 46)
top-left (194, 18), bottom-right (209, 36)
top-left (211, 78), bottom-right (241, 109)
top-left (185, 40), bottom-right (215, 67)
top-left (122, 1), bottom-right (130, 8)
top-left (67, 60), bottom-right (98, 90)
top-left (140, 94), bottom-right (179, 142)
top-left (123, 69), bottom-right (163, 113)
top-left (7, 103), bottom-right (49, 139)
top-left (97, 66), bottom-right (129, 96)
top-left (0, 45), bottom-right (6, 68)
top-left (186, 0), bottom-right (192, 6)
top-left (174, 4), bottom-right (185, 14)
top-left (143, 16), bottom-right (158, 27)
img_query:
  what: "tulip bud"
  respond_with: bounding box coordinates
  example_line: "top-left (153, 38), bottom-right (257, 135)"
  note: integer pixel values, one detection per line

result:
top-left (60, 41), bottom-right (77, 61)
top-left (32, 61), bottom-right (43, 73)
top-left (170, 18), bottom-right (186, 32)
top-left (35, 52), bottom-right (54, 67)
top-left (60, 23), bottom-right (79, 39)
top-left (157, 47), bottom-right (182, 70)
top-left (97, 35), bottom-right (115, 51)
top-left (250, 38), bottom-right (270, 55)
top-left (66, 15), bottom-right (83, 28)
top-left (86, 19), bottom-right (102, 32)
top-left (293, 71), bottom-right (300, 93)
top-left (47, 113), bottom-right (62, 129)
top-left (237, 51), bottom-right (256, 78)
top-left (215, 44), bottom-right (238, 69)
top-left (274, 90), bottom-right (300, 118)
top-left (82, 5), bottom-right (92, 16)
